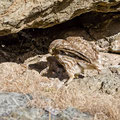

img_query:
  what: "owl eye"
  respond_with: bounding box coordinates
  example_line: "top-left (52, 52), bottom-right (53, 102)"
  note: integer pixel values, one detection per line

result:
top-left (51, 48), bottom-right (59, 55)
top-left (52, 48), bottom-right (56, 53)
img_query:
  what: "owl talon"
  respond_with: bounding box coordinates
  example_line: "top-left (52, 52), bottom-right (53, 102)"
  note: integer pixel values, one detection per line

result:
top-left (64, 75), bottom-right (74, 86)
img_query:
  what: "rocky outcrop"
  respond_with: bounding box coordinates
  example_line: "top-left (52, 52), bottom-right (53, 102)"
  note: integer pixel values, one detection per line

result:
top-left (0, 56), bottom-right (120, 119)
top-left (0, 92), bottom-right (93, 120)
top-left (0, 0), bottom-right (120, 36)
top-left (110, 39), bottom-right (120, 53)
top-left (0, 0), bottom-right (120, 119)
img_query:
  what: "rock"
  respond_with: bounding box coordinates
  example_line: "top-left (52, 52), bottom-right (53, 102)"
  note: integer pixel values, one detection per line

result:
top-left (44, 106), bottom-right (60, 116)
top-left (78, 71), bottom-right (120, 95)
top-left (1, 0), bottom-right (120, 36)
top-left (58, 107), bottom-right (93, 120)
top-left (0, 92), bottom-right (59, 120)
top-left (100, 52), bottom-right (120, 68)
top-left (0, 105), bottom-right (93, 120)
top-left (0, 94), bottom-right (93, 120)
top-left (0, 106), bottom-right (59, 120)
top-left (0, 92), bottom-right (32, 116)
top-left (110, 39), bottom-right (120, 53)
top-left (110, 65), bottom-right (120, 75)
top-left (0, 59), bottom-right (120, 119)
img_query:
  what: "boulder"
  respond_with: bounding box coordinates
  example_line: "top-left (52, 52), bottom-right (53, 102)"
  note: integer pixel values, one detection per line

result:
top-left (0, 0), bottom-right (120, 36)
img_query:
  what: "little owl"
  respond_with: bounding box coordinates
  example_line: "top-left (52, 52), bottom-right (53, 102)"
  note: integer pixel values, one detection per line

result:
top-left (49, 37), bottom-right (101, 85)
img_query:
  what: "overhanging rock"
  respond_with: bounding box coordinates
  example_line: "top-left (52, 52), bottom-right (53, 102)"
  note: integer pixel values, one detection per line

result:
top-left (0, 0), bottom-right (120, 36)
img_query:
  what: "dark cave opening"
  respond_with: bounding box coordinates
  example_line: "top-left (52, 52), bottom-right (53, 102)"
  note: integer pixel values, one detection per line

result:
top-left (0, 11), bottom-right (120, 63)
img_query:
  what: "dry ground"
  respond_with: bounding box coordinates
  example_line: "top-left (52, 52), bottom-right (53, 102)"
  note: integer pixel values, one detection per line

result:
top-left (0, 52), bottom-right (120, 120)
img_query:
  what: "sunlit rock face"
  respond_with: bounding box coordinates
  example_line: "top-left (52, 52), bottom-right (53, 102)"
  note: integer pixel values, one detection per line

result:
top-left (0, 0), bottom-right (120, 36)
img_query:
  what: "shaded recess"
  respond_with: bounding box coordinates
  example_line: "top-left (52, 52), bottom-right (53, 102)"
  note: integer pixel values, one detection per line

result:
top-left (0, 11), bottom-right (120, 63)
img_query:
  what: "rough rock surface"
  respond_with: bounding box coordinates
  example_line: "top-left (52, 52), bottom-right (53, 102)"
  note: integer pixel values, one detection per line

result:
top-left (0, 92), bottom-right (93, 120)
top-left (110, 39), bottom-right (120, 53)
top-left (58, 107), bottom-right (93, 120)
top-left (1, 0), bottom-right (120, 36)
top-left (0, 104), bottom-right (93, 120)
top-left (0, 13), bottom-right (120, 119)
top-left (0, 0), bottom-right (120, 119)
top-left (0, 92), bottom-right (32, 116)
top-left (0, 58), bottom-right (120, 119)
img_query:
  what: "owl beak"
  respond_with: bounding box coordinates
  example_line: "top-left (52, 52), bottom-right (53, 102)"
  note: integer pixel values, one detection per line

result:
top-left (49, 49), bottom-right (55, 56)
top-left (48, 48), bottom-right (52, 54)
top-left (49, 48), bottom-right (58, 56)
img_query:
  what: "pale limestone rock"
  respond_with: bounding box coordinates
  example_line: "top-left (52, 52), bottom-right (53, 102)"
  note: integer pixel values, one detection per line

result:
top-left (110, 39), bottom-right (120, 53)
top-left (1, 0), bottom-right (120, 36)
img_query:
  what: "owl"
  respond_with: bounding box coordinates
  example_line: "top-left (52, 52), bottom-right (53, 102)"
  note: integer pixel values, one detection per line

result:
top-left (49, 37), bottom-right (101, 85)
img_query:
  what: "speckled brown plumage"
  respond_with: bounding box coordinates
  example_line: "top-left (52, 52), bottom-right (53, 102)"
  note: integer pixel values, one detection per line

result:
top-left (49, 37), bottom-right (101, 85)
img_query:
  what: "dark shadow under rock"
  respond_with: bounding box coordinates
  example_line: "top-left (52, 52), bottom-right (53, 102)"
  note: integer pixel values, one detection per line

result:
top-left (28, 56), bottom-right (69, 81)
top-left (0, 12), bottom-right (120, 64)
top-left (28, 61), bottom-right (48, 73)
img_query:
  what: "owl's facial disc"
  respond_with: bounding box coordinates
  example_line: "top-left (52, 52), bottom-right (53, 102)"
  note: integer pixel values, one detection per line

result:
top-left (49, 47), bottom-right (59, 55)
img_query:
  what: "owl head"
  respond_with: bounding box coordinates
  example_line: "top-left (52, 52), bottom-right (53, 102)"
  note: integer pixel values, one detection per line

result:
top-left (49, 39), bottom-right (69, 55)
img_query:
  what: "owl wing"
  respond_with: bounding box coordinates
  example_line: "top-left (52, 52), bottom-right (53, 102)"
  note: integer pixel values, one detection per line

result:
top-left (65, 37), bottom-right (99, 64)
top-left (52, 39), bottom-right (91, 63)
top-left (49, 38), bottom-right (99, 64)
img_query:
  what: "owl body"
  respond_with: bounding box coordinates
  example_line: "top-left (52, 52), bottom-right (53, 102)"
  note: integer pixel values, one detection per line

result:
top-left (56, 54), bottom-right (83, 74)
top-left (49, 37), bottom-right (101, 85)
top-left (55, 54), bottom-right (84, 84)
top-left (66, 37), bottom-right (99, 64)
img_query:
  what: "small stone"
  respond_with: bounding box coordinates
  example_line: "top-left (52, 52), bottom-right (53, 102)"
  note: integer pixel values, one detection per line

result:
top-left (110, 40), bottom-right (120, 53)
top-left (110, 65), bottom-right (120, 75)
